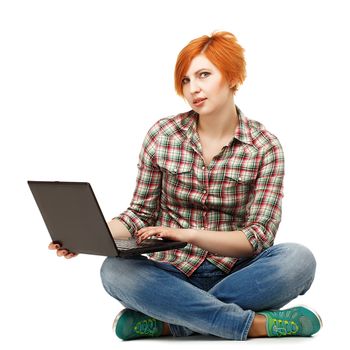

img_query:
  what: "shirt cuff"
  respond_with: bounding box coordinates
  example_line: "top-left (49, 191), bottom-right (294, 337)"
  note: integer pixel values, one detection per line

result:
top-left (241, 226), bottom-right (262, 254)
top-left (113, 213), bottom-right (138, 237)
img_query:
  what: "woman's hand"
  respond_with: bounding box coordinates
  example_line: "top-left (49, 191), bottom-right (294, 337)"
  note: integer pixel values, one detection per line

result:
top-left (48, 242), bottom-right (79, 259)
top-left (136, 226), bottom-right (193, 244)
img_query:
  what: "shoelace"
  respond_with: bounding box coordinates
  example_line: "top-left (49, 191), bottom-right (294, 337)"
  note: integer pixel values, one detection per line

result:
top-left (272, 318), bottom-right (299, 336)
top-left (134, 318), bottom-right (158, 335)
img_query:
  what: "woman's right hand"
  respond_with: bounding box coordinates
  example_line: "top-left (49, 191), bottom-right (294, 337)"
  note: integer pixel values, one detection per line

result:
top-left (48, 242), bottom-right (79, 259)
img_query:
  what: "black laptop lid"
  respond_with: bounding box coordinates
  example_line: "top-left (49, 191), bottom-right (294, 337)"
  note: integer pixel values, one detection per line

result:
top-left (28, 181), bottom-right (119, 256)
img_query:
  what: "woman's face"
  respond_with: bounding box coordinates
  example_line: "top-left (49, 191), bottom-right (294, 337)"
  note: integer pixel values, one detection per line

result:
top-left (182, 54), bottom-right (234, 115)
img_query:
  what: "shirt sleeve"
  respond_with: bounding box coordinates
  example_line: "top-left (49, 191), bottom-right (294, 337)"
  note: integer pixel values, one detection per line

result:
top-left (115, 121), bottom-right (163, 237)
top-left (241, 139), bottom-right (285, 253)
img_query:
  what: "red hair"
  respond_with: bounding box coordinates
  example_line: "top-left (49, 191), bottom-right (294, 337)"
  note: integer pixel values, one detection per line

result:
top-left (174, 31), bottom-right (246, 96)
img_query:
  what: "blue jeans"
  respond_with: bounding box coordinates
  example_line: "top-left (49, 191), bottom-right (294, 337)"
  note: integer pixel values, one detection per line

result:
top-left (100, 243), bottom-right (316, 340)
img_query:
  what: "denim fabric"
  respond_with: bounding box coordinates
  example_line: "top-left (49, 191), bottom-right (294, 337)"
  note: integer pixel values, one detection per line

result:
top-left (100, 243), bottom-right (316, 340)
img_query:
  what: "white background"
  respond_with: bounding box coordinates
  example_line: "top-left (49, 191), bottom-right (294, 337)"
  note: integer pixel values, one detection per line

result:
top-left (1, 0), bottom-right (349, 349)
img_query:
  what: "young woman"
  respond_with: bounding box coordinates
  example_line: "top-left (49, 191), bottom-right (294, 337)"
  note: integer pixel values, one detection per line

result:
top-left (50, 31), bottom-right (322, 340)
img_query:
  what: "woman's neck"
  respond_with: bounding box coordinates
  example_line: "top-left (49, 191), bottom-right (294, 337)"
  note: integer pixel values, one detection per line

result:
top-left (196, 103), bottom-right (238, 140)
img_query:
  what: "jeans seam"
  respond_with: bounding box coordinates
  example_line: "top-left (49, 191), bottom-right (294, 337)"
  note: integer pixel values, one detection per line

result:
top-left (240, 311), bottom-right (255, 341)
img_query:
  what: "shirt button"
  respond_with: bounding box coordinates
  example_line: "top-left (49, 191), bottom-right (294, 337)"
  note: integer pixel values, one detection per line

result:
top-left (202, 166), bottom-right (205, 170)
top-left (202, 189), bottom-right (207, 194)
top-left (238, 176), bottom-right (242, 181)
top-left (201, 227), bottom-right (205, 230)
top-left (173, 168), bottom-right (177, 173)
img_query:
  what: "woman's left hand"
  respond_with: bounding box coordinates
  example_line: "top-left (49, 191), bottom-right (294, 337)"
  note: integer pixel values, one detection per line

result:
top-left (136, 226), bottom-right (192, 244)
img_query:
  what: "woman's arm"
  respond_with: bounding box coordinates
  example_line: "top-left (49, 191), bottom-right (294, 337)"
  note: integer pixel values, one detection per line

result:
top-left (188, 229), bottom-right (254, 257)
top-left (136, 226), bottom-right (254, 257)
top-left (113, 120), bottom-right (164, 237)
top-left (107, 219), bottom-right (132, 240)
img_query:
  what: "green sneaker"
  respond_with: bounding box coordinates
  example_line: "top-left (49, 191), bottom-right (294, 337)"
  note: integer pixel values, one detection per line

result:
top-left (259, 306), bottom-right (322, 337)
top-left (112, 309), bottom-right (164, 340)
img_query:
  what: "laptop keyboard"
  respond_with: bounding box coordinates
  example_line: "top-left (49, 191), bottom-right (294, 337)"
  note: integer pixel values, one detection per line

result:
top-left (114, 238), bottom-right (160, 249)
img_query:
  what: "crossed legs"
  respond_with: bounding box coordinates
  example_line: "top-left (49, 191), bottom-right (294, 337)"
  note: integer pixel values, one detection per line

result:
top-left (100, 243), bottom-right (316, 340)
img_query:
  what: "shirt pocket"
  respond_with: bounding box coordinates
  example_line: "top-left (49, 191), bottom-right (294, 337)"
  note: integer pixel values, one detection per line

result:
top-left (158, 161), bottom-right (194, 201)
top-left (223, 168), bottom-right (256, 205)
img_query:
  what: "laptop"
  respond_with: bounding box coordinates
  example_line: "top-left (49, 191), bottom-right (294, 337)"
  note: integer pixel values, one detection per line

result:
top-left (28, 181), bottom-right (187, 257)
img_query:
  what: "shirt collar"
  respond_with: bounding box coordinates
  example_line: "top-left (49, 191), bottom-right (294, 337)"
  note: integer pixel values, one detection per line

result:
top-left (233, 106), bottom-right (254, 145)
top-left (180, 106), bottom-right (254, 146)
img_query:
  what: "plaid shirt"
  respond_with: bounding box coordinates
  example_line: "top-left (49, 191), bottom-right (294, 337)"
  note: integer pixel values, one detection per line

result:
top-left (116, 106), bottom-right (284, 277)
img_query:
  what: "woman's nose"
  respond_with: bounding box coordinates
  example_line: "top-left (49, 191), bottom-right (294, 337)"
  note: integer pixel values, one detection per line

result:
top-left (190, 80), bottom-right (201, 94)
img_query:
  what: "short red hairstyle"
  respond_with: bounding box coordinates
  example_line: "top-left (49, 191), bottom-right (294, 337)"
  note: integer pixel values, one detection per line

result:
top-left (174, 31), bottom-right (246, 96)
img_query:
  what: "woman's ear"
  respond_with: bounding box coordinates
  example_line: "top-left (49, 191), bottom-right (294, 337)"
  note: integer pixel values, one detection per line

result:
top-left (229, 79), bottom-right (238, 89)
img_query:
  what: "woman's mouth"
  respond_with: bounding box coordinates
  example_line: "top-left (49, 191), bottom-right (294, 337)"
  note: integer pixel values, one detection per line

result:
top-left (193, 98), bottom-right (207, 107)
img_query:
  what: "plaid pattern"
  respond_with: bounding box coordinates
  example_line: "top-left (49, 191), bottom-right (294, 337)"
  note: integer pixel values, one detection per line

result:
top-left (116, 107), bottom-right (284, 277)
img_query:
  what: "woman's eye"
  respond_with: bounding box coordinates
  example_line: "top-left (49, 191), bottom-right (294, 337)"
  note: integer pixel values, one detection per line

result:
top-left (200, 72), bottom-right (210, 78)
top-left (182, 77), bottom-right (190, 85)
